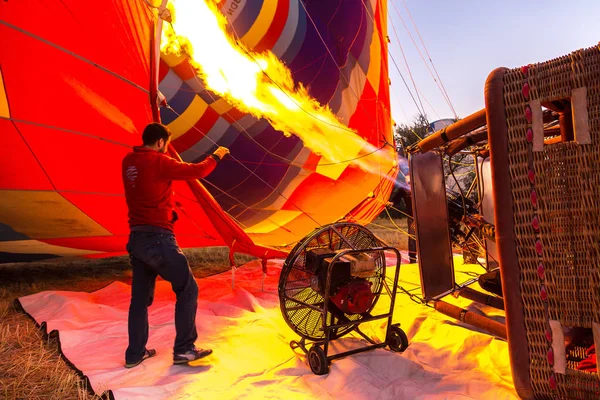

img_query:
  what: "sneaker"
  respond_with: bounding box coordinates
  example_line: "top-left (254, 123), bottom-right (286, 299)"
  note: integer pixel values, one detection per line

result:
top-left (173, 347), bottom-right (213, 364)
top-left (125, 348), bottom-right (156, 369)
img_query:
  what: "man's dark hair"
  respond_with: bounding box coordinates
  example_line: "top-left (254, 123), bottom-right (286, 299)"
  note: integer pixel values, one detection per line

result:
top-left (142, 123), bottom-right (171, 145)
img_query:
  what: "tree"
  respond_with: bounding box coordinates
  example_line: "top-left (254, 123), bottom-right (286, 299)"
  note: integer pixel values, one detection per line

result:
top-left (393, 114), bottom-right (430, 157)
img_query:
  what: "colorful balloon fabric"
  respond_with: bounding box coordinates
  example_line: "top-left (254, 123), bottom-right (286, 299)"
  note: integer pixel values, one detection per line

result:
top-left (0, 0), bottom-right (395, 261)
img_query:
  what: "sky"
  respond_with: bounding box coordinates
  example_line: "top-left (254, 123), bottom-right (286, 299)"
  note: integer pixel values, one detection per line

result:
top-left (387, 0), bottom-right (600, 125)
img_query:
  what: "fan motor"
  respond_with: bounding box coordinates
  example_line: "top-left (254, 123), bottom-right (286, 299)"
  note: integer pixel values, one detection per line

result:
top-left (330, 279), bottom-right (374, 314)
top-left (306, 248), bottom-right (376, 315)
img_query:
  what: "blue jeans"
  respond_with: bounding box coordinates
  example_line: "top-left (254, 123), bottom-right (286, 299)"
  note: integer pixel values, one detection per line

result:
top-left (124, 231), bottom-right (198, 363)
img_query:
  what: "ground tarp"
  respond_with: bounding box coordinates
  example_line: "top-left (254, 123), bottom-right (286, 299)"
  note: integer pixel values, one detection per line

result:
top-left (18, 255), bottom-right (517, 399)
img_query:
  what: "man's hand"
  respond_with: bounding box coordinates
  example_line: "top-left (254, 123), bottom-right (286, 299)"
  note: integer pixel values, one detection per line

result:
top-left (213, 146), bottom-right (230, 160)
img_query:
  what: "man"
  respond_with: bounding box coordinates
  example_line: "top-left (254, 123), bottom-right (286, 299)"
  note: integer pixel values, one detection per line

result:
top-left (122, 122), bottom-right (229, 368)
top-left (400, 175), bottom-right (417, 264)
top-left (388, 171), bottom-right (417, 263)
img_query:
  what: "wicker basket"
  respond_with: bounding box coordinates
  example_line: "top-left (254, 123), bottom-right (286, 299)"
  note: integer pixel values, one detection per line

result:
top-left (486, 43), bottom-right (600, 399)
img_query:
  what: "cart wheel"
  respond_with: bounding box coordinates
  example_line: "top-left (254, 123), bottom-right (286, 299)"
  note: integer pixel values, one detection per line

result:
top-left (308, 345), bottom-right (329, 375)
top-left (387, 326), bottom-right (409, 352)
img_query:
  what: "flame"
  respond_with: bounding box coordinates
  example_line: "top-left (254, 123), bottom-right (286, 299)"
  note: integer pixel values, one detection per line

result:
top-left (160, 0), bottom-right (394, 174)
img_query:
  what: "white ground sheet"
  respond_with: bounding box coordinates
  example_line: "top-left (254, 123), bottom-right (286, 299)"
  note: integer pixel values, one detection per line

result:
top-left (19, 254), bottom-right (517, 399)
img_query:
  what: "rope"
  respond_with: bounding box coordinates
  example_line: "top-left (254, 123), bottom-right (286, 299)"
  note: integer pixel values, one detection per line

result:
top-left (188, 137), bottom-right (387, 167)
top-left (477, 154), bottom-right (488, 210)
top-left (389, 1), bottom-right (457, 119)
top-left (387, 203), bottom-right (414, 220)
top-left (462, 238), bottom-right (489, 271)
top-left (446, 155), bottom-right (493, 271)
top-left (160, 4), bottom-right (417, 246)
top-left (447, 171), bottom-right (476, 178)
top-left (399, 0), bottom-right (458, 119)
top-left (398, 285), bottom-right (433, 307)
top-left (174, 128), bottom-right (397, 227)
top-left (447, 157), bottom-right (477, 167)
top-left (467, 230), bottom-right (499, 265)
top-left (163, 20), bottom-right (394, 169)
top-left (465, 171), bottom-right (478, 198)
top-left (172, 201), bottom-right (218, 240)
top-left (295, 2), bottom-right (377, 120)
top-left (163, 22), bottom-right (395, 169)
top-left (162, 5), bottom-right (404, 234)
top-left (173, 181), bottom-right (286, 233)
top-left (413, 85), bottom-right (443, 121)
top-left (11, 121), bottom-right (59, 193)
top-left (386, 14), bottom-right (443, 121)
top-left (367, 219), bottom-right (415, 240)
top-left (334, 0), bottom-right (426, 117)
top-left (386, 42), bottom-right (426, 118)
top-left (160, 90), bottom-right (387, 170)
top-left (387, 14), bottom-right (427, 121)
top-left (390, 85), bottom-right (410, 122)
top-left (384, 208), bottom-right (415, 239)
top-left (164, 105), bottom-right (324, 227)
top-left (252, 3), bottom-right (389, 144)
top-left (165, 96), bottom-right (397, 219)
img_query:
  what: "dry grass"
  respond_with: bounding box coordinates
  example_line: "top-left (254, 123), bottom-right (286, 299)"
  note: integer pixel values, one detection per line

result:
top-left (0, 310), bottom-right (99, 399)
top-left (367, 217), bottom-right (410, 251)
top-left (0, 220), bottom-right (409, 399)
top-left (0, 246), bottom-right (252, 400)
top-left (0, 282), bottom-right (105, 399)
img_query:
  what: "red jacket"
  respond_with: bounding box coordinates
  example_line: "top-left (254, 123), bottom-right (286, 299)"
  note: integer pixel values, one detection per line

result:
top-left (122, 146), bottom-right (218, 232)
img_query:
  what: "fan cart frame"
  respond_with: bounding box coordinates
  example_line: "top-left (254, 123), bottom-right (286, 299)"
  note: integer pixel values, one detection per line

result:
top-left (279, 223), bottom-right (407, 375)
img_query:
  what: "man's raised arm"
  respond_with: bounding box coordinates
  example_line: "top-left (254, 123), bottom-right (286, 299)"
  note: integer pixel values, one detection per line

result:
top-left (159, 147), bottom-right (229, 181)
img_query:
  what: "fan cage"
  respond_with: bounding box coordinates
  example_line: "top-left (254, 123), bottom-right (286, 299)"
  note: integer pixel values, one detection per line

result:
top-left (278, 223), bottom-right (387, 341)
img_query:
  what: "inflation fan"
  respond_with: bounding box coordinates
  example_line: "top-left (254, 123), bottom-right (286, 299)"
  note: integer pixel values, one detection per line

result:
top-left (278, 222), bottom-right (408, 375)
